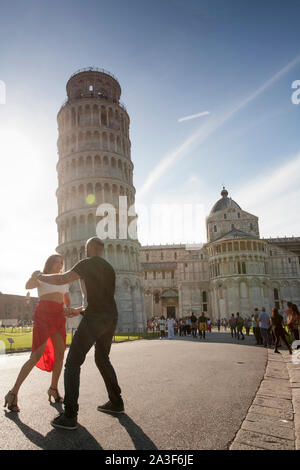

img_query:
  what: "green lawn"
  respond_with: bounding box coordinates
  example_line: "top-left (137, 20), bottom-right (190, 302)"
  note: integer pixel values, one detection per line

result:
top-left (0, 329), bottom-right (158, 352)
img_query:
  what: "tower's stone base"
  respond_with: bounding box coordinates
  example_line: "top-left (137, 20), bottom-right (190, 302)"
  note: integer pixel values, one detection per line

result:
top-left (66, 271), bottom-right (146, 333)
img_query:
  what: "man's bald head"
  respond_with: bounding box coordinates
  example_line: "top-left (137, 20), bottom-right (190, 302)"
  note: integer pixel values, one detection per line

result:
top-left (86, 237), bottom-right (104, 257)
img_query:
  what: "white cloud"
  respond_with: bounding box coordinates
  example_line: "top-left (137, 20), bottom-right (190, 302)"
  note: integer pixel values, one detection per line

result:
top-left (137, 53), bottom-right (300, 201)
top-left (235, 152), bottom-right (300, 237)
top-left (178, 111), bottom-right (210, 122)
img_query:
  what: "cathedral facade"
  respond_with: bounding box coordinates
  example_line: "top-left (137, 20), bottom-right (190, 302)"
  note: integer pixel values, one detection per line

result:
top-left (141, 188), bottom-right (300, 320)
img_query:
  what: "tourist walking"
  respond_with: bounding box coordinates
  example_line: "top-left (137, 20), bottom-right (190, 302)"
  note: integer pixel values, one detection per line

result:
top-left (292, 304), bottom-right (300, 346)
top-left (167, 316), bottom-right (175, 339)
top-left (217, 319), bottom-right (221, 332)
top-left (207, 318), bottom-right (212, 333)
top-left (4, 254), bottom-right (70, 413)
top-left (236, 313), bottom-right (245, 340)
top-left (284, 301), bottom-right (300, 343)
top-left (271, 308), bottom-right (292, 354)
top-left (229, 314), bottom-right (237, 338)
top-left (252, 310), bottom-right (263, 345)
top-left (32, 237), bottom-right (124, 430)
top-left (198, 313), bottom-right (207, 339)
top-left (185, 316), bottom-right (192, 336)
top-left (159, 315), bottom-right (167, 339)
top-left (244, 318), bottom-right (251, 336)
top-left (259, 307), bottom-right (271, 348)
top-left (191, 312), bottom-right (198, 338)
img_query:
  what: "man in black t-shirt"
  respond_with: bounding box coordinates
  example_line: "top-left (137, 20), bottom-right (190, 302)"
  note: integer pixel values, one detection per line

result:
top-left (35, 237), bottom-right (123, 430)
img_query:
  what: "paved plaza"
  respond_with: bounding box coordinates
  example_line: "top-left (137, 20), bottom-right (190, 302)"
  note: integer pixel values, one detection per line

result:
top-left (1, 331), bottom-right (269, 450)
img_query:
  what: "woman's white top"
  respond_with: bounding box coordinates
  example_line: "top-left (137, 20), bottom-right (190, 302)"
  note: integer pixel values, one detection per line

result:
top-left (37, 279), bottom-right (69, 298)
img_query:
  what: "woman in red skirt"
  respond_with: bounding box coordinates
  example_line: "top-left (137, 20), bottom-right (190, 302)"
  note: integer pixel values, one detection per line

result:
top-left (4, 254), bottom-right (70, 412)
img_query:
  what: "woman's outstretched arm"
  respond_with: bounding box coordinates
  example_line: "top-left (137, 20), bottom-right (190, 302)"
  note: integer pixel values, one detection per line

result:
top-left (25, 276), bottom-right (39, 290)
top-left (34, 270), bottom-right (80, 285)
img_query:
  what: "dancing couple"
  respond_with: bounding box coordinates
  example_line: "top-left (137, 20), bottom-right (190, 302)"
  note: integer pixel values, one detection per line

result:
top-left (4, 237), bottom-right (123, 430)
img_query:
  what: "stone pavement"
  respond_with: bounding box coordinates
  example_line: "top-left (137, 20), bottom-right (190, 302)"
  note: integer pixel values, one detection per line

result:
top-left (0, 333), bottom-right (267, 450)
top-left (230, 347), bottom-right (300, 450)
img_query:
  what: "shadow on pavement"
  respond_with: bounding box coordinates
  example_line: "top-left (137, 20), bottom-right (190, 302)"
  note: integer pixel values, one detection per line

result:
top-left (110, 413), bottom-right (157, 450)
top-left (4, 411), bottom-right (103, 450)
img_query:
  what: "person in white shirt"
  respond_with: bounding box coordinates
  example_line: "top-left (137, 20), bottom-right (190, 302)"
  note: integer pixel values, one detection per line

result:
top-left (158, 316), bottom-right (166, 339)
top-left (167, 317), bottom-right (175, 339)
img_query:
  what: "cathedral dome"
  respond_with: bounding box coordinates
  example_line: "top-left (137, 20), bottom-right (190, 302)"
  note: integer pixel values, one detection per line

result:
top-left (209, 187), bottom-right (241, 215)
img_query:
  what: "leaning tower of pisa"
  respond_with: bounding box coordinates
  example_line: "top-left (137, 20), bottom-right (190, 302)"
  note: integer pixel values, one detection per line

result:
top-left (55, 67), bottom-right (146, 332)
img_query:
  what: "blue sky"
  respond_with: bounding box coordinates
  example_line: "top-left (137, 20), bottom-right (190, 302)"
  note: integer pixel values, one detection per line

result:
top-left (1, 0), bottom-right (300, 294)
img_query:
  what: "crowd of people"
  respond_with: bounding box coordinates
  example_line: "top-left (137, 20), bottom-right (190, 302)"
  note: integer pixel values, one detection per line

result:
top-left (147, 313), bottom-right (213, 340)
top-left (147, 301), bottom-right (300, 353)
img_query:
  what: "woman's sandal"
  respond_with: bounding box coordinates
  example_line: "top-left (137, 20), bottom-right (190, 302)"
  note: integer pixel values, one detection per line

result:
top-left (4, 391), bottom-right (20, 412)
top-left (47, 387), bottom-right (64, 403)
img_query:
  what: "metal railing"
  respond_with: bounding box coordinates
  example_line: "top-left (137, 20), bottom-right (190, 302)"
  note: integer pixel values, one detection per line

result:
top-left (68, 67), bottom-right (120, 83)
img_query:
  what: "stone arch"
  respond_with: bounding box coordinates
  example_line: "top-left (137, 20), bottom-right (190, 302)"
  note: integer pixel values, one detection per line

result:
top-left (95, 183), bottom-right (102, 204)
top-left (108, 108), bottom-right (113, 127)
top-left (71, 158), bottom-right (76, 177)
top-left (65, 249), bottom-right (71, 270)
top-left (65, 219), bottom-right (70, 242)
top-left (109, 133), bottom-right (115, 152)
top-left (123, 246), bottom-right (129, 270)
top-left (116, 244), bottom-right (122, 270)
top-left (102, 132), bottom-right (108, 150)
top-left (84, 104), bottom-right (91, 126)
top-left (101, 106), bottom-right (107, 126)
top-left (79, 214), bottom-right (85, 239)
top-left (78, 184), bottom-right (85, 206)
top-left (71, 186), bottom-right (77, 209)
top-left (72, 247), bottom-right (78, 265)
top-left (112, 184), bottom-right (118, 207)
top-left (79, 245), bottom-right (85, 260)
top-left (78, 132), bottom-right (83, 151)
top-left (87, 213), bottom-right (95, 237)
top-left (86, 182), bottom-right (94, 201)
top-left (94, 154), bottom-right (101, 169)
top-left (93, 130), bottom-right (100, 147)
top-left (93, 104), bottom-right (99, 126)
top-left (106, 243), bottom-right (115, 267)
top-left (71, 216), bottom-right (77, 239)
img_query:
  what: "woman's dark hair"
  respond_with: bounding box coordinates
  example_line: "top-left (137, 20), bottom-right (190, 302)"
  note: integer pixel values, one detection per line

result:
top-left (43, 254), bottom-right (63, 274)
top-left (292, 304), bottom-right (300, 316)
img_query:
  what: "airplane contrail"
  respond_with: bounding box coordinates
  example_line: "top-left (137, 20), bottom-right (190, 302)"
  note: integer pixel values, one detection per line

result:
top-left (137, 53), bottom-right (300, 201)
top-left (178, 111), bottom-right (210, 122)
